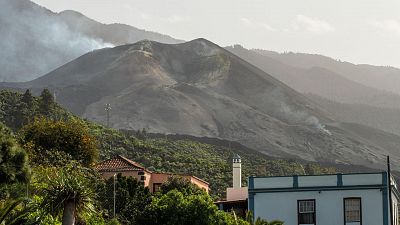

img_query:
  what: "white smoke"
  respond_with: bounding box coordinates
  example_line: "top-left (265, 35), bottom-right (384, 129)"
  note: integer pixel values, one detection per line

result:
top-left (305, 116), bottom-right (332, 135)
top-left (0, 0), bottom-right (113, 82)
top-left (280, 102), bottom-right (331, 135)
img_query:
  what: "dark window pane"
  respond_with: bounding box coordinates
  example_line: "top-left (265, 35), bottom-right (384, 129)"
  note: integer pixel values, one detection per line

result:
top-left (299, 213), bottom-right (315, 223)
top-left (298, 200), bottom-right (315, 224)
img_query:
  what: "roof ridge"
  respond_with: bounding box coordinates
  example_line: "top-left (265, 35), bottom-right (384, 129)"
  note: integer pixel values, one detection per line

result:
top-left (117, 155), bottom-right (145, 169)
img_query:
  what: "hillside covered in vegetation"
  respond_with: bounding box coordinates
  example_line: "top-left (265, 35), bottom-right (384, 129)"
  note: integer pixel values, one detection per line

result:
top-left (0, 89), bottom-right (336, 196)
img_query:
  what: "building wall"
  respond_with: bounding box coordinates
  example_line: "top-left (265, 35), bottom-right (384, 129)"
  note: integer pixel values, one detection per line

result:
top-left (252, 173), bottom-right (385, 189)
top-left (252, 189), bottom-right (383, 225)
top-left (148, 173), bottom-right (170, 193)
top-left (101, 170), bottom-right (151, 187)
top-left (101, 172), bottom-right (209, 193)
top-left (189, 176), bottom-right (210, 193)
top-left (148, 173), bottom-right (210, 193)
top-left (227, 187), bottom-right (248, 201)
top-left (391, 190), bottom-right (399, 225)
top-left (249, 173), bottom-right (399, 225)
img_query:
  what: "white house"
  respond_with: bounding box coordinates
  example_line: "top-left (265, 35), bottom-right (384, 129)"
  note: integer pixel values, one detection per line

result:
top-left (248, 172), bottom-right (399, 225)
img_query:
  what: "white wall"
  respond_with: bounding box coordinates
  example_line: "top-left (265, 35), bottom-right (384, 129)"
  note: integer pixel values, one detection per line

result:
top-left (253, 177), bottom-right (293, 189)
top-left (342, 174), bottom-right (382, 186)
top-left (233, 162), bottom-right (242, 188)
top-left (252, 173), bottom-right (384, 189)
top-left (298, 175), bottom-right (337, 187)
top-left (392, 191), bottom-right (399, 225)
top-left (253, 189), bottom-right (383, 225)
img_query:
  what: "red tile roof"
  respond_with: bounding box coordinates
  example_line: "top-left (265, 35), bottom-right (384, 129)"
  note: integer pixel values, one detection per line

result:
top-left (96, 156), bottom-right (209, 187)
top-left (95, 155), bottom-right (145, 172)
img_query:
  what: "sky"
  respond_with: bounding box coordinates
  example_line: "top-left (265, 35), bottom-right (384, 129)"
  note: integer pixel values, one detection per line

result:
top-left (32, 0), bottom-right (400, 68)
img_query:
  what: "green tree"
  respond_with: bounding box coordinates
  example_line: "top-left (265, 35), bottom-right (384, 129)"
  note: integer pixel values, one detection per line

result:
top-left (20, 89), bottom-right (37, 126)
top-left (15, 101), bottom-right (30, 129)
top-left (38, 166), bottom-right (97, 225)
top-left (20, 118), bottom-right (98, 166)
top-left (140, 189), bottom-right (248, 225)
top-left (21, 89), bottom-right (34, 109)
top-left (98, 174), bottom-right (151, 225)
top-left (0, 90), bottom-right (22, 129)
top-left (159, 176), bottom-right (204, 195)
top-left (0, 123), bottom-right (30, 186)
top-left (39, 89), bottom-right (55, 116)
top-left (107, 218), bottom-right (121, 225)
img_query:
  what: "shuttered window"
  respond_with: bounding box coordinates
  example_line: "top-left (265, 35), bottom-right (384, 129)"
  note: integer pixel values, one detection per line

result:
top-left (344, 198), bottom-right (361, 223)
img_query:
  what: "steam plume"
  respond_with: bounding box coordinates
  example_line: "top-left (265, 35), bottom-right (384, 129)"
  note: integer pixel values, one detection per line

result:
top-left (280, 102), bottom-right (331, 135)
top-left (0, 0), bottom-right (113, 82)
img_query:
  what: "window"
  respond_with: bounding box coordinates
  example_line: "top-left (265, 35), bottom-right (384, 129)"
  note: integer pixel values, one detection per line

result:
top-left (298, 200), bottom-right (316, 225)
top-left (153, 183), bottom-right (162, 192)
top-left (344, 198), bottom-right (361, 224)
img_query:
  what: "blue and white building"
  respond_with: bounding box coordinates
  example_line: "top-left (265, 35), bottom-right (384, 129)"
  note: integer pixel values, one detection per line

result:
top-left (248, 172), bottom-right (399, 225)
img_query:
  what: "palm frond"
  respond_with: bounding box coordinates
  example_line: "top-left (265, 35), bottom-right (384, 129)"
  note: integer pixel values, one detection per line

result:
top-left (39, 166), bottom-right (97, 221)
top-left (0, 198), bottom-right (37, 225)
top-left (0, 198), bottom-right (23, 223)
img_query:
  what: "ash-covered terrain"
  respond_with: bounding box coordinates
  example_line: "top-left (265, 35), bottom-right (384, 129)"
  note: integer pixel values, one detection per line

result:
top-left (4, 38), bottom-right (400, 171)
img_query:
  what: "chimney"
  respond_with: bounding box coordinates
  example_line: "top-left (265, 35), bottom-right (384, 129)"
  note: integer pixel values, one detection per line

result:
top-left (233, 154), bottom-right (242, 188)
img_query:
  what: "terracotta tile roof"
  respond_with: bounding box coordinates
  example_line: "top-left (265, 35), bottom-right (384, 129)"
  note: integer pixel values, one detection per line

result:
top-left (96, 156), bottom-right (209, 187)
top-left (96, 155), bottom-right (145, 172)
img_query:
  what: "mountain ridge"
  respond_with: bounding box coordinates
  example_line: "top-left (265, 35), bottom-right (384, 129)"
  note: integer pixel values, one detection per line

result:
top-left (254, 48), bottom-right (400, 96)
top-left (3, 38), bottom-right (400, 172)
top-left (226, 45), bottom-right (400, 110)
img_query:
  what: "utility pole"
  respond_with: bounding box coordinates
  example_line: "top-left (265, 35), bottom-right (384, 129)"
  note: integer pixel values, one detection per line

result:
top-left (113, 173), bottom-right (117, 218)
top-left (53, 90), bottom-right (57, 102)
top-left (105, 103), bottom-right (111, 127)
top-left (388, 156), bottom-right (394, 225)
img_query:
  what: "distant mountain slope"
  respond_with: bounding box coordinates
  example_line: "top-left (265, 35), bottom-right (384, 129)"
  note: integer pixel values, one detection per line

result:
top-left (59, 10), bottom-right (181, 46)
top-left (254, 48), bottom-right (400, 96)
top-left (226, 45), bottom-right (400, 109)
top-left (308, 94), bottom-right (400, 136)
top-left (0, 0), bottom-right (181, 82)
top-left (4, 38), bottom-right (400, 171)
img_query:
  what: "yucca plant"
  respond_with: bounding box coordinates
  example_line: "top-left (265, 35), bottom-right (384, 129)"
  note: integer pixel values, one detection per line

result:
top-left (0, 198), bottom-right (35, 225)
top-left (39, 167), bottom-right (96, 225)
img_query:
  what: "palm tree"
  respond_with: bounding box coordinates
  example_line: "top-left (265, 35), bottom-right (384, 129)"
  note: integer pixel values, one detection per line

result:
top-left (40, 167), bottom-right (96, 225)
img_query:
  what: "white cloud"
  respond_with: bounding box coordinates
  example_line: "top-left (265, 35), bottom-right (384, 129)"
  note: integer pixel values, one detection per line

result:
top-left (294, 15), bottom-right (334, 34)
top-left (240, 17), bottom-right (276, 32)
top-left (370, 19), bottom-right (400, 36)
